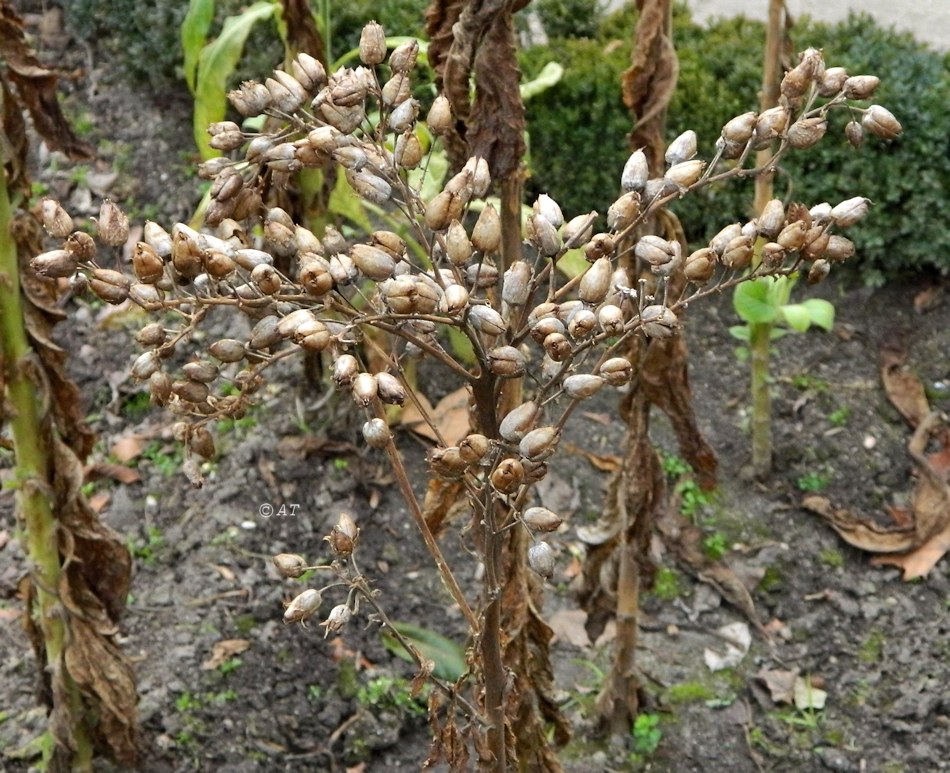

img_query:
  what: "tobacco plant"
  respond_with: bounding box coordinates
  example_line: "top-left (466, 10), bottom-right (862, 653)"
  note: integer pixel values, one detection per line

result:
top-left (31, 21), bottom-right (900, 769)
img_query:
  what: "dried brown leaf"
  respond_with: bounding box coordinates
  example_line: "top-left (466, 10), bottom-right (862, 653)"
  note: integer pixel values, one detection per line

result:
top-left (422, 477), bottom-right (468, 536)
top-left (561, 440), bottom-right (621, 472)
top-left (870, 519), bottom-right (950, 579)
top-left (402, 385), bottom-right (471, 445)
top-left (86, 462), bottom-right (141, 485)
top-left (756, 667), bottom-right (799, 704)
top-left (202, 638), bottom-right (250, 670)
top-left (879, 339), bottom-right (930, 428)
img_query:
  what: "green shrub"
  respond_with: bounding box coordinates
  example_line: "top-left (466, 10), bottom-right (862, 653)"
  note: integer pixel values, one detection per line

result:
top-left (533, 0), bottom-right (607, 41)
top-left (522, 9), bottom-right (950, 281)
top-left (328, 0), bottom-right (428, 60)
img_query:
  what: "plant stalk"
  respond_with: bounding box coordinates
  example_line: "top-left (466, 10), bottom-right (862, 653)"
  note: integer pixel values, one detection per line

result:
top-left (0, 157), bottom-right (93, 770)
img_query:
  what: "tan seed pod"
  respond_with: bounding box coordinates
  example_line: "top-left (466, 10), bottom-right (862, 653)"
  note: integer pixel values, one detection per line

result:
top-left (131, 242), bottom-right (164, 284)
top-left (757, 199), bottom-right (786, 239)
top-left (320, 101), bottom-right (365, 134)
top-left (89, 268), bottom-right (131, 304)
top-left (761, 242), bottom-right (787, 271)
top-left (31, 249), bottom-right (78, 279)
top-left (781, 61), bottom-right (813, 100)
top-left (283, 588), bottom-right (322, 623)
top-left (787, 117), bottom-right (828, 149)
top-left (599, 356), bottom-right (633, 386)
top-left (777, 220), bottom-right (808, 252)
top-left (298, 254), bottom-right (334, 296)
top-left (665, 130), bottom-right (697, 166)
top-left (389, 39), bottom-right (419, 73)
top-left (173, 379), bottom-right (210, 404)
top-left (266, 73), bottom-right (305, 113)
top-left (149, 371), bottom-right (172, 405)
top-left (203, 250), bottom-right (235, 279)
top-left (332, 354), bottom-right (359, 388)
top-left (584, 233), bottom-right (615, 262)
top-left (818, 66), bottom-right (849, 97)
top-left (753, 106), bottom-right (790, 149)
top-left (528, 302), bottom-right (559, 327)
top-left (665, 159), bottom-right (705, 189)
top-left (40, 198), bottom-right (73, 238)
top-left (567, 308), bottom-right (597, 339)
top-left (359, 21), bottom-right (386, 65)
top-left (182, 360), bottom-right (218, 384)
top-left (488, 345), bottom-right (526, 378)
top-left (350, 243), bottom-right (395, 281)
top-left (499, 401), bottom-right (539, 442)
top-left (136, 322), bottom-right (166, 347)
top-left (63, 231), bottom-right (96, 263)
top-left (375, 372), bottom-right (406, 405)
top-left (519, 426), bottom-right (560, 461)
top-left (598, 304), bottom-right (625, 336)
top-left (440, 284), bottom-right (469, 316)
top-left (97, 199), bottom-right (129, 247)
top-left (381, 73), bottom-right (411, 107)
top-left (209, 339), bottom-right (245, 363)
top-left (388, 98), bottom-right (419, 133)
top-left (248, 316), bottom-right (282, 350)
top-left (277, 309), bottom-right (317, 339)
top-left (129, 283), bottom-right (163, 308)
top-left (466, 261), bottom-right (499, 289)
top-left (351, 372), bottom-right (378, 407)
top-left (641, 305), bottom-right (679, 338)
top-left (862, 105), bottom-right (902, 140)
top-left (607, 192), bottom-right (640, 232)
top-left (273, 553), bottom-right (309, 579)
top-left (427, 94), bottom-right (453, 136)
top-left (531, 316), bottom-right (566, 344)
top-left (561, 212), bottom-right (596, 249)
top-left (292, 52), bottom-right (326, 93)
top-left (131, 351), bottom-right (161, 380)
top-left (721, 235), bottom-right (753, 270)
top-left (229, 79), bottom-right (272, 116)
top-left (444, 220), bottom-right (473, 266)
top-left (322, 604), bottom-right (353, 635)
top-left (533, 194), bottom-right (564, 229)
top-left (823, 235), bottom-right (855, 262)
top-left (522, 507), bottom-right (562, 532)
top-left (526, 214), bottom-right (561, 257)
top-left (471, 204), bottom-right (501, 253)
top-left (468, 305), bottom-right (506, 336)
top-left (579, 257), bottom-right (612, 304)
top-left (543, 332), bottom-right (571, 361)
top-left (843, 75), bottom-right (879, 100)
top-left (721, 111), bottom-right (757, 144)
top-left (328, 253), bottom-right (358, 285)
top-left (845, 120), bottom-right (865, 147)
top-left (252, 263), bottom-right (282, 295)
top-left (831, 197), bottom-right (870, 228)
top-left (684, 247), bottom-right (716, 284)
top-left (394, 131), bottom-right (424, 168)
top-left (346, 168), bottom-right (392, 204)
top-left (491, 458), bottom-right (524, 494)
top-left (425, 190), bottom-right (465, 232)
top-left (563, 373), bottom-right (604, 399)
top-left (189, 426), bottom-right (216, 459)
top-left (459, 434), bottom-right (490, 465)
top-left (802, 227), bottom-right (831, 260)
top-left (528, 542), bottom-right (556, 579)
top-left (635, 235), bottom-right (676, 267)
top-left (621, 149), bottom-right (649, 192)
top-left (429, 446), bottom-right (468, 479)
top-left (807, 258), bottom-right (831, 285)
top-left (362, 418), bottom-right (392, 449)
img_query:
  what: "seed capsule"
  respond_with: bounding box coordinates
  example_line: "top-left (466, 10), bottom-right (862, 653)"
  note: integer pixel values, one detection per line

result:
top-left (40, 199), bottom-right (72, 238)
top-left (499, 401), bottom-right (540, 442)
top-left (522, 507), bottom-right (562, 532)
top-left (425, 190), bottom-right (465, 232)
top-left (861, 105), bottom-right (902, 140)
top-left (845, 121), bottom-right (864, 147)
top-left (579, 257), bottom-right (612, 304)
top-left (843, 75), bottom-right (879, 100)
top-left (359, 21), bottom-right (387, 65)
top-left (640, 305), bottom-right (679, 339)
top-left (375, 372), bottom-right (406, 405)
top-left (429, 446), bottom-right (468, 478)
top-left (802, 227), bottom-right (831, 260)
top-left (97, 199), bottom-right (130, 247)
top-left (533, 194), bottom-right (564, 229)
top-left (807, 258), bottom-right (831, 285)
top-left (322, 604), bottom-right (352, 636)
top-left (273, 553), bottom-right (308, 579)
top-left (394, 131), bottom-right (424, 168)
top-left (621, 149), bottom-right (649, 193)
top-left (519, 426), bottom-right (560, 461)
top-left (468, 305), bottom-right (506, 336)
top-left (753, 106), bottom-right (789, 149)
top-left (229, 80), bottom-right (272, 116)
top-left (528, 542), bottom-right (556, 579)
top-left (136, 322), bottom-right (166, 347)
top-left (427, 94), bottom-right (453, 136)
top-left (388, 98), bottom-right (419, 133)
top-left (89, 268), bottom-right (131, 304)
top-left (665, 130), bottom-right (697, 166)
top-left (543, 332), bottom-right (571, 361)
top-left (777, 220), bottom-right (808, 252)
top-left (172, 379), bottom-right (210, 404)
top-left (721, 112), bottom-right (757, 145)
top-left (31, 249), bottom-right (78, 278)
top-left (131, 351), bottom-right (161, 381)
top-left (351, 372), bottom-right (378, 407)
top-left (459, 434), bottom-right (490, 465)
top-left (684, 247), bottom-right (716, 284)
top-left (597, 304), bottom-right (625, 336)
top-left (440, 284), bottom-right (470, 316)
top-left (182, 360), bottom-right (218, 384)
top-left (599, 356), bottom-right (633, 386)
top-left (831, 197), bottom-right (870, 228)
top-left (491, 458), bottom-right (524, 494)
top-left (389, 39), bottom-right (419, 73)
top-left (189, 426), bottom-right (216, 458)
top-left (527, 213), bottom-right (561, 257)
top-left (787, 117), bottom-right (827, 149)
top-left (567, 308), bottom-right (597, 339)
top-left (363, 418), bottom-right (392, 448)
top-left (350, 243), bottom-right (395, 281)
top-left (822, 235), bottom-right (855, 262)
top-left (488, 346), bottom-right (526, 378)
top-left (761, 242), bottom-right (786, 270)
top-left (471, 204), bottom-right (501, 253)
top-left (818, 66), bottom-right (849, 96)
top-left (665, 159), bottom-right (705, 189)
top-left (249, 316), bottom-right (282, 350)
top-left (721, 235), bottom-right (753, 270)
top-left (502, 261), bottom-right (533, 306)
top-left (563, 373), bottom-right (604, 400)
top-left (209, 339), bottom-right (245, 363)
top-left (292, 53), bottom-right (326, 92)
top-left (332, 355), bottom-right (360, 388)
top-left (283, 589), bottom-right (322, 623)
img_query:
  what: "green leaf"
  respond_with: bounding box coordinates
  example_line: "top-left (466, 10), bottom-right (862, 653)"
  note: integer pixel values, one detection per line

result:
top-left (182, 0), bottom-right (216, 94)
top-left (327, 171), bottom-right (372, 233)
top-left (521, 62), bottom-right (564, 101)
top-left (556, 248), bottom-right (589, 279)
top-left (445, 325), bottom-right (476, 366)
top-left (381, 623), bottom-right (466, 681)
top-left (193, 1), bottom-right (278, 160)
top-left (801, 298), bottom-right (835, 331)
top-left (733, 279), bottom-right (777, 324)
top-left (780, 303), bottom-right (812, 332)
top-left (728, 325), bottom-right (750, 342)
top-left (765, 274), bottom-right (795, 307)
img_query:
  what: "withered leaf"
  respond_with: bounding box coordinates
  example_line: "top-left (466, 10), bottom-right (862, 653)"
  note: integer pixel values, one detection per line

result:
top-left (202, 638), bottom-right (250, 670)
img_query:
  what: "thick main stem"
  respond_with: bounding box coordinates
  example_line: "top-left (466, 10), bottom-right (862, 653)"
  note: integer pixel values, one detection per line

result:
top-left (0, 159), bottom-right (92, 769)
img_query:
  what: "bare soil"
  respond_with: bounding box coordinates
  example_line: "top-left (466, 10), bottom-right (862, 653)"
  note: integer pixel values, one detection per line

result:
top-left (2, 8), bottom-right (949, 773)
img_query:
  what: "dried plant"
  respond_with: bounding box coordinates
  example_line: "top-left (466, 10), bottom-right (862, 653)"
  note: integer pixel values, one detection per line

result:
top-left (31, 21), bottom-right (900, 769)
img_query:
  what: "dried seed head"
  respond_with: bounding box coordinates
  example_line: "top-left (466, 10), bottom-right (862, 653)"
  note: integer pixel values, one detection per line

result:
top-left (721, 235), bottom-right (754, 270)
top-left (381, 72), bottom-right (411, 107)
top-left (459, 434), bottom-right (490, 465)
top-left (352, 372), bottom-right (378, 407)
top-left (149, 371), bottom-right (172, 405)
top-left (502, 261), bottom-right (533, 306)
top-left (530, 316), bottom-right (566, 344)
top-left (721, 111), bottom-right (757, 145)
top-left (543, 332), bottom-right (571, 361)
top-left (683, 247), bottom-right (716, 284)
top-left (527, 213), bottom-right (561, 257)
top-left (844, 121), bottom-right (864, 147)
top-left (519, 426), bottom-right (560, 461)
top-left (468, 305), bottom-right (507, 336)
top-left (861, 105), bottom-right (902, 140)
top-left (634, 235), bottom-right (676, 268)
top-left (499, 401), bottom-right (540, 442)
top-left (359, 21), bottom-right (387, 65)
top-left (322, 604), bottom-right (353, 636)
top-left (756, 199), bottom-right (785, 240)
top-left (172, 379), bottom-right (210, 404)
top-left (640, 305), bottom-right (679, 338)
top-left (822, 235), bottom-right (855, 262)
top-left (665, 130), bottom-right (697, 166)
top-left (560, 213), bottom-right (595, 250)
top-left (143, 221), bottom-right (173, 258)
top-left (607, 192), bottom-right (641, 232)
top-left (781, 61), bottom-right (814, 100)
top-left (273, 553), bottom-right (308, 579)
top-left (754, 107), bottom-right (790, 148)
top-left (320, 100), bottom-right (365, 133)
top-left (427, 94), bottom-right (453, 136)
top-left (761, 242), bottom-right (786, 271)
top-left (40, 198), bottom-right (72, 238)
top-left (491, 457), bottom-right (524, 494)
top-left (621, 149), bottom-right (649, 193)
top-left (131, 350), bottom-right (161, 381)
top-left (292, 53), bottom-right (326, 92)
top-left (522, 507), bottom-right (562, 532)
top-left (818, 66), bottom-right (849, 97)
top-left (209, 339), bottom-right (245, 363)
top-left (136, 322), bottom-right (166, 347)
top-left (471, 204), bottom-right (501, 253)
top-left (89, 268), bottom-right (131, 304)
top-left (429, 446), bottom-right (468, 478)
top-left (251, 263), bottom-right (282, 295)
top-left (528, 542), bottom-right (556, 579)
top-left (440, 284), bottom-right (470, 316)
top-left (389, 39), bottom-right (419, 73)
top-left (425, 190), bottom-right (465, 232)
top-left (777, 219), bottom-right (808, 251)
top-left (807, 258), bottom-right (831, 285)
top-left (843, 75), bottom-right (879, 100)
top-left (597, 304), bottom-right (625, 336)
top-left (31, 249), bottom-right (78, 279)
top-left (97, 199), bottom-right (129, 247)
top-left (229, 80), bottom-right (272, 116)
top-left (563, 373), bottom-right (604, 400)
top-left (579, 257), bottom-right (612, 304)
top-left (375, 372), bottom-right (406, 405)
top-left (787, 117), bottom-right (828, 149)
top-left (585, 233), bottom-right (615, 262)
top-left (189, 426), bottom-right (215, 458)
top-left (488, 345), bottom-right (526, 378)
top-left (325, 512), bottom-right (359, 558)
top-left (394, 131), bottom-right (424, 168)
top-left (266, 74), bottom-right (304, 113)
top-left (182, 360), bottom-right (218, 384)
top-left (830, 197), bottom-right (870, 228)
top-left (599, 356), bottom-right (633, 386)
top-left (389, 98), bottom-right (419, 133)
top-left (284, 588), bottom-right (322, 623)
top-left (332, 354), bottom-right (360, 389)
top-left (802, 226), bottom-right (831, 260)
top-left (533, 194), bottom-right (564, 229)
top-left (249, 316), bottom-right (282, 350)
top-left (567, 307), bottom-right (597, 339)
top-left (350, 243), bottom-right (396, 281)
top-left (466, 261), bottom-right (499, 290)
top-left (362, 417), bottom-right (392, 448)
top-left (463, 156), bottom-right (491, 197)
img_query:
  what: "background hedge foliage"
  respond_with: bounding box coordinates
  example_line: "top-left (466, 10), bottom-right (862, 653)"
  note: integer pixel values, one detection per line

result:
top-left (522, 8), bottom-right (950, 281)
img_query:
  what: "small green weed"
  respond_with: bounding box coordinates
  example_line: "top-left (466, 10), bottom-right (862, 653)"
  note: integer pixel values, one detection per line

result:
top-left (828, 406), bottom-right (850, 427)
top-left (797, 471), bottom-right (830, 492)
top-left (139, 441), bottom-right (183, 476)
top-left (792, 374), bottom-right (829, 392)
top-left (175, 691), bottom-right (201, 712)
top-left (664, 681), bottom-right (715, 705)
top-left (818, 548), bottom-right (844, 568)
top-left (217, 658), bottom-right (242, 676)
top-left (660, 451), bottom-right (715, 517)
top-left (332, 457), bottom-right (350, 471)
top-left (121, 390), bottom-right (153, 418)
top-left (130, 526), bottom-right (164, 566)
top-left (858, 630), bottom-right (885, 664)
top-left (702, 532), bottom-right (728, 560)
top-left (631, 712), bottom-right (662, 756)
top-left (650, 566), bottom-right (684, 601)
top-left (356, 675), bottom-right (424, 716)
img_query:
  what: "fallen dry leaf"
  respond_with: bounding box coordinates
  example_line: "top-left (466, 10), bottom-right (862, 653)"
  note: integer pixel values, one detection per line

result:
top-left (401, 386), bottom-right (471, 446)
top-left (793, 676), bottom-right (827, 711)
top-left (201, 638), bottom-right (250, 670)
top-left (109, 433), bottom-right (148, 463)
top-left (756, 668), bottom-right (799, 704)
top-left (879, 340), bottom-right (930, 427)
top-left (211, 564), bottom-right (236, 583)
top-left (561, 441), bottom-right (621, 472)
top-left (88, 490), bottom-right (111, 513)
top-left (870, 519), bottom-right (950, 580)
top-left (548, 609), bottom-right (591, 648)
top-left (913, 285), bottom-right (944, 314)
top-left (86, 462), bottom-right (141, 485)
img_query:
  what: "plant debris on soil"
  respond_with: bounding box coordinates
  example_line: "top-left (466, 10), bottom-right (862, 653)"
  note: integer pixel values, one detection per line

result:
top-left (2, 7), bottom-right (949, 773)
